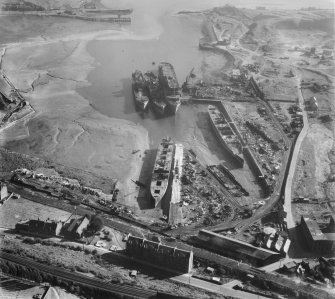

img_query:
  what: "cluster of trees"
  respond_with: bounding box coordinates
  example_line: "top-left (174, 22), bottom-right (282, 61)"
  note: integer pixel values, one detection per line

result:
top-left (83, 214), bottom-right (104, 237)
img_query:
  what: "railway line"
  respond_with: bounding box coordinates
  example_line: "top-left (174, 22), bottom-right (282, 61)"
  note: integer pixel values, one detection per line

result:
top-left (1, 252), bottom-right (157, 299)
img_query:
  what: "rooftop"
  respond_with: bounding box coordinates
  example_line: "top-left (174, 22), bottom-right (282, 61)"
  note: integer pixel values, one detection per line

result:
top-left (302, 216), bottom-right (328, 241)
top-left (199, 230), bottom-right (280, 261)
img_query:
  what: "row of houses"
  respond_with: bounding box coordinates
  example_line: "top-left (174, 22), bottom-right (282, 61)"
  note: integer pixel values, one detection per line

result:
top-left (15, 216), bottom-right (89, 239)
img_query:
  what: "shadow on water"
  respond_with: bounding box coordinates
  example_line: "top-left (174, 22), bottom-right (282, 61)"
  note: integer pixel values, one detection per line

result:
top-left (120, 77), bottom-right (137, 116)
top-left (136, 149), bottom-right (157, 210)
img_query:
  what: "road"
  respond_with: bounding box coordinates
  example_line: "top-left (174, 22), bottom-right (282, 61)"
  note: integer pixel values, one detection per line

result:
top-left (0, 252), bottom-right (157, 299)
top-left (284, 79), bottom-right (309, 257)
top-left (172, 275), bottom-right (270, 299)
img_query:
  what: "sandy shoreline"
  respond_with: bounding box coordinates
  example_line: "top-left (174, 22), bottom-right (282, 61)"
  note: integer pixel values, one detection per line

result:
top-left (0, 25), bottom-right (150, 199)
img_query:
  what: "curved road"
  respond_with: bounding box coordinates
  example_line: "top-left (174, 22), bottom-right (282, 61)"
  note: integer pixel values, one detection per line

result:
top-left (284, 79), bottom-right (309, 256)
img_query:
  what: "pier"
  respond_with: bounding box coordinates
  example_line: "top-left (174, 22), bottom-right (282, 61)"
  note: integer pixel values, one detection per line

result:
top-left (168, 144), bottom-right (183, 226)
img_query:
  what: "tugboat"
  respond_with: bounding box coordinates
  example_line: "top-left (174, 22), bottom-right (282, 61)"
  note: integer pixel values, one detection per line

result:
top-left (131, 70), bottom-right (149, 111)
top-left (150, 137), bottom-right (174, 207)
top-left (144, 71), bottom-right (167, 116)
top-left (158, 62), bottom-right (181, 114)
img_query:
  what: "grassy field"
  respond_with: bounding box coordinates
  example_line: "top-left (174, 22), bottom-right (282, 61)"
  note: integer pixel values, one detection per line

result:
top-left (0, 197), bottom-right (72, 229)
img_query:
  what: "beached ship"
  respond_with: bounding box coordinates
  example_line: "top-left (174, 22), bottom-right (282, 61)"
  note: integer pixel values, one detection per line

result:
top-left (150, 137), bottom-right (174, 207)
top-left (131, 70), bottom-right (149, 111)
top-left (158, 62), bottom-right (181, 114)
top-left (208, 105), bottom-right (244, 167)
top-left (144, 71), bottom-right (167, 116)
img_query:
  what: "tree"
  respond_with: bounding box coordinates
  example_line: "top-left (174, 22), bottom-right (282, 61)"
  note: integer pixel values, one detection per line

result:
top-left (88, 215), bottom-right (104, 233)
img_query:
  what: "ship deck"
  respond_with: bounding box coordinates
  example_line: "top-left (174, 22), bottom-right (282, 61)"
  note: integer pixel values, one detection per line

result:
top-left (150, 139), bottom-right (174, 207)
top-left (208, 105), bottom-right (244, 165)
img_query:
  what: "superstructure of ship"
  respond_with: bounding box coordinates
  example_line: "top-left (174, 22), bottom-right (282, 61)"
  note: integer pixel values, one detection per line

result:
top-left (150, 137), bottom-right (174, 207)
top-left (131, 70), bottom-right (149, 111)
top-left (208, 105), bottom-right (244, 167)
top-left (143, 71), bottom-right (167, 116)
top-left (158, 62), bottom-right (181, 114)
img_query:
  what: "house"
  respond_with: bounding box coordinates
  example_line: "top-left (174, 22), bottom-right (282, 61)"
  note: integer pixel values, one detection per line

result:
top-left (283, 261), bottom-right (297, 272)
top-left (64, 216), bottom-right (89, 239)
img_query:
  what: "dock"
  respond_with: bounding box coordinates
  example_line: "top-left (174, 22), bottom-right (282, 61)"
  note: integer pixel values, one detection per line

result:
top-left (168, 144), bottom-right (183, 225)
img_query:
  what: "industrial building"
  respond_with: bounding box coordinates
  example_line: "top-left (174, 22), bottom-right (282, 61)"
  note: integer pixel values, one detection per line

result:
top-left (300, 216), bottom-right (335, 253)
top-left (198, 230), bottom-right (281, 267)
top-left (16, 219), bottom-right (63, 237)
top-left (126, 235), bottom-right (193, 273)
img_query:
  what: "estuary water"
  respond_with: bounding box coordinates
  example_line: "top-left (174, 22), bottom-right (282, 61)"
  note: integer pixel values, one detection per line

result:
top-left (79, 0), bottom-right (333, 147)
top-left (78, 1), bottom-right (229, 146)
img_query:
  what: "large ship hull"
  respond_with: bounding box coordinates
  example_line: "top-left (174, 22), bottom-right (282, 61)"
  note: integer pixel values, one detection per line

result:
top-left (208, 105), bottom-right (244, 167)
top-left (132, 70), bottom-right (149, 111)
top-left (158, 62), bottom-right (181, 115)
top-left (150, 137), bottom-right (174, 207)
top-left (144, 71), bottom-right (167, 116)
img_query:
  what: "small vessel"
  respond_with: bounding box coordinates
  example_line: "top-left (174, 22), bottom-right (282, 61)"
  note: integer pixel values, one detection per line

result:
top-left (144, 71), bottom-right (167, 116)
top-left (150, 137), bottom-right (174, 207)
top-left (131, 70), bottom-right (149, 111)
top-left (208, 105), bottom-right (244, 167)
top-left (158, 62), bottom-right (181, 114)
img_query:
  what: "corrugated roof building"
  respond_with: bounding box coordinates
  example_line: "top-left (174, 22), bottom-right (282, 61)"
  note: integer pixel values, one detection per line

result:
top-left (198, 229), bottom-right (280, 267)
top-left (126, 235), bottom-right (193, 273)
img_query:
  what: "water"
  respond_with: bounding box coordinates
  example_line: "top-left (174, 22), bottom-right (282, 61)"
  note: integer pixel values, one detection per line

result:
top-left (80, 0), bottom-right (334, 147)
top-left (78, 4), bottom-right (230, 146)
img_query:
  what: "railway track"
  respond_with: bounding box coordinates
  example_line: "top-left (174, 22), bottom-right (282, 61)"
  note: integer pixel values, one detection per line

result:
top-left (1, 253), bottom-right (157, 299)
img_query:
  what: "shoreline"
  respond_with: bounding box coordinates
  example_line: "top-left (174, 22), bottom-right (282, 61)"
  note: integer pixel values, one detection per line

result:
top-left (0, 25), bottom-right (151, 198)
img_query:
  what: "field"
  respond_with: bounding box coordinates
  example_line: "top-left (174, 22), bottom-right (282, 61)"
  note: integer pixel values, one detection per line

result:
top-left (0, 197), bottom-right (72, 229)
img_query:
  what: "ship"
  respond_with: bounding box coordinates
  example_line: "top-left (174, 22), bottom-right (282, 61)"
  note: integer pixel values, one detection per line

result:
top-left (131, 70), bottom-right (149, 111)
top-left (158, 62), bottom-right (181, 114)
top-left (208, 105), bottom-right (244, 167)
top-left (150, 137), bottom-right (174, 207)
top-left (143, 71), bottom-right (167, 116)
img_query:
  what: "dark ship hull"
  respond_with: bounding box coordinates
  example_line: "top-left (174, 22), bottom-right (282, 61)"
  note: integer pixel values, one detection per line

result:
top-left (158, 62), bottom-right (181, 115)
top-left (132, 70), bottom-right (149, 111)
